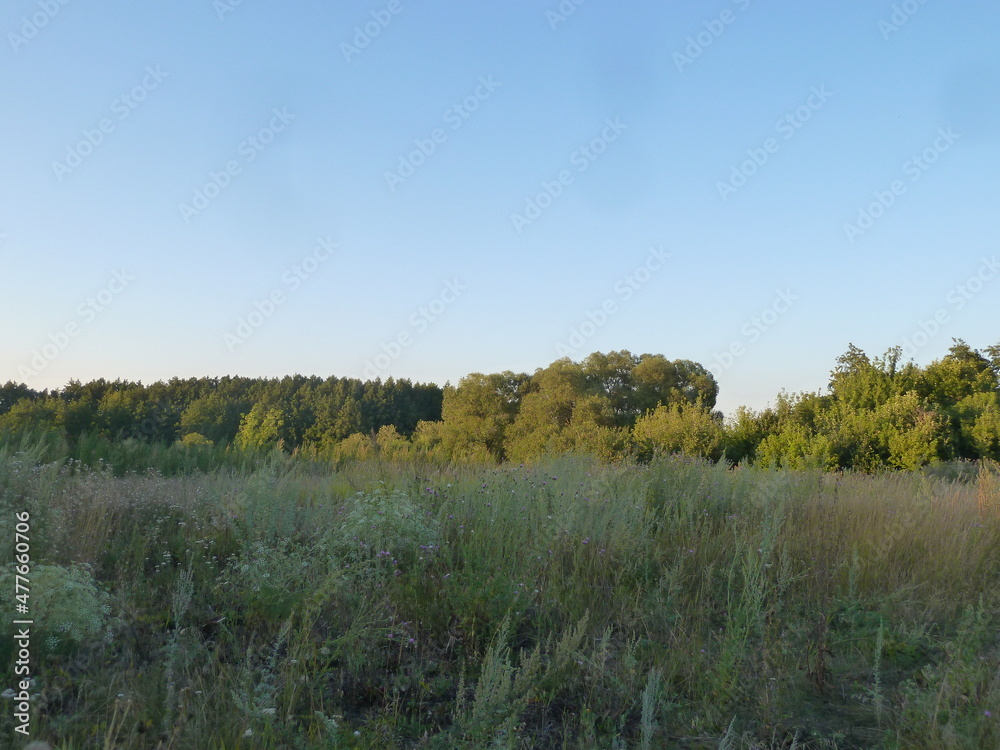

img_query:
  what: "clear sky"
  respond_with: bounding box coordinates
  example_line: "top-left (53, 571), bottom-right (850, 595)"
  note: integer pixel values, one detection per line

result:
top-left (1, 0), bottom-right (998, 417)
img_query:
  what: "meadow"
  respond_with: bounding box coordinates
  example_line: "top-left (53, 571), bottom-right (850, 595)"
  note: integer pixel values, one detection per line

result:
top-left (1, 441), bottom-right (999, 749)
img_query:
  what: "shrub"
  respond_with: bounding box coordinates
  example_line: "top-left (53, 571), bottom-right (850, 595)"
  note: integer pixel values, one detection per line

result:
top-left (0, 563), bottom-right (114, 657)
top-left (633, 403), bottom-right (725, 462)
top-left (179, 432), bottom-right (213, 447)
top-left (333, 488), bottom-right (439, 566)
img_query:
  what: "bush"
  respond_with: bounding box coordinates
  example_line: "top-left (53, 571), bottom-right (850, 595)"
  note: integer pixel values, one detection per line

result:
top-left (633, 403), bottom-right (725, 462)
top-left (333, 488), bottom-right (440, 566)
top-left (179, 432), bottom-right (213, 447)
top-left (0, 563), bottom-right (114, 657)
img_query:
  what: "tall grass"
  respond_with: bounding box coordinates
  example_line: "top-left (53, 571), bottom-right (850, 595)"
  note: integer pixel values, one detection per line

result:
top-left (1, 449), bottom-right (998, 748)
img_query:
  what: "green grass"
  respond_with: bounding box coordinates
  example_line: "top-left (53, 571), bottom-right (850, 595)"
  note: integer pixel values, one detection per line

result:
top-left (1, 444), bottom-right (999, 748)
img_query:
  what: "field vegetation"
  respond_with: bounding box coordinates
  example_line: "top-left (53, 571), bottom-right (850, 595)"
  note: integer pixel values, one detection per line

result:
top-left (2, 439), bottom-right (999, 748)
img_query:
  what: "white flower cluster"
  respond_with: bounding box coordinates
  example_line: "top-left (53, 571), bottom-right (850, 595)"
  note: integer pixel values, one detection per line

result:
top-left (336, 488), bottom-right (440, 563)
top-left (0, 563), bottom-right (114, 651)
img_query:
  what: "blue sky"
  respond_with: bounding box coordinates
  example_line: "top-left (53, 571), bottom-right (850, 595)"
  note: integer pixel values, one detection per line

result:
top-left (1, 0), bottom-right (998, 417)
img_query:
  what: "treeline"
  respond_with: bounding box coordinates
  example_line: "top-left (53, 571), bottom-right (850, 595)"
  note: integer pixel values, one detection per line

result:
top-left (1, 342), bottom-right (998, 471)
top-left (0, 352), bottom-right (716, 465)
top-left (0, 375), bottom-right (442, 451)
top-left (736, 340), bottom-right (1000, 470)
top-left (409, 341), bottom-right (1000, 469)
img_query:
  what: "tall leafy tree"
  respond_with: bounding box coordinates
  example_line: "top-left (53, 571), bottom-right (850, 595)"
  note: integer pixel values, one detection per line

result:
top-left (235, 402), bottom-right (286, 449)
top-left (180, 393), bottom-right (248, 444)
top-left (439, 372), bottom-right (528, 461)
top-left (0, 382), bottom-right (39, 416)
top-left (505, 360), bottom-right (588, 461)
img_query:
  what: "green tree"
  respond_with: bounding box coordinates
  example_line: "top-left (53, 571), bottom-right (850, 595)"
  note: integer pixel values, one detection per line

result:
top-left (970, 403), bottom-right (1000, 461)
top-left (179, 393), bottom-right (247, 444)
top-left (921, 340), bottom-right (997, 407)
top-left (439, 372), bottom-right (527, 462)
top-left (581, 350), bottom-right (638, 423)
top-left (952, 392), bottom-right (1000, 460)
top-left (57, 398), bottom-right (98, 442)
top-left (829, 344), bottom-right (904, 410)
top-left (632, 403), bottom-right (725, 462)
top-left (0, 398), bottom-right (62, 440)
top-left (504, 360), bottom-right (586, 461)
top-left (722, 406), bottom-right (778, 465)
top-left (877, 392), bottom-right (947, 469)
top-left (235, 402), bottom-right (286, 450)
top-left (334, 396), bottom-right (363, 440)
top-left (566, 394), bottom-right (629, 461)
top-left (0, 382), bottom-right (38, 417)
top-left (96, 386), bottom-right (153, 439)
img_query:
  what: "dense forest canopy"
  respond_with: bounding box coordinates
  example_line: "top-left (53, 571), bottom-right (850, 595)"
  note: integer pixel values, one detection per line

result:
top-left (1, 341), bottom-right (998, 471)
